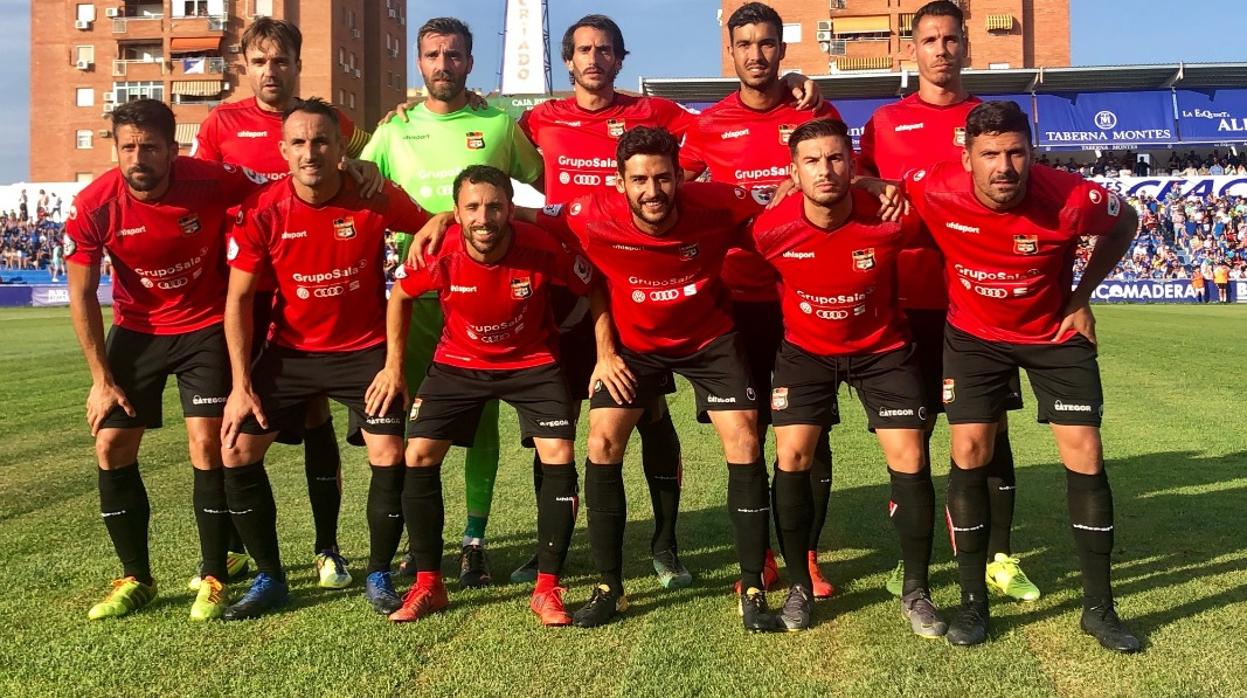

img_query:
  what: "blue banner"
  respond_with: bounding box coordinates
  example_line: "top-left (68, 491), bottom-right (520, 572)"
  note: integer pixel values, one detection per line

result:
top-left (1175, 89), bottom-right (1247, 144)
top-left (833, 97), bottom-right (895, 147)
top-left (1036, 91), bottom-right (1176, 149)
top-left (1090, 279), bottom-right (1236, 304)
top-left (0, 286), bottom-right (33, 307)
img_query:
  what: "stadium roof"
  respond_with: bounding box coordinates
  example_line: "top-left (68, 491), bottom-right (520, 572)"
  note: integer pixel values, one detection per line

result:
top-left (639, 62), bottom-right (1247, 100)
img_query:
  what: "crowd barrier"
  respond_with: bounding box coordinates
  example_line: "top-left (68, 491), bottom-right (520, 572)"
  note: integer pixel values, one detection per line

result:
top-left (0, 284), bottom-right (112, 307)
top-left (1091, 279), bottom-right (1245, 303)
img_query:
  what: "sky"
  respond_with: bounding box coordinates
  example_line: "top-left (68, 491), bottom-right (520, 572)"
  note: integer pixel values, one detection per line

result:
top-left (1, 0), bottom-right (1244, 183)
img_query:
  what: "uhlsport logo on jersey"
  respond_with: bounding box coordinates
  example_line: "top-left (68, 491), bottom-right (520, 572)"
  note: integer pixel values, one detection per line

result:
top-left (466, 131), bottom-right (486, 149)
top-left (606, 119), bottom-right (626, 138)
top-left (510, 276), bottom-right (532, 299)
top-left (1013, 234), bottom-right (1039, 255)
top-left (778, 123), bottom-right (796, 145)
top-left (771, 387), bottom-right (789, 411)
top-left (852, 248), bottom-right (876, 271)
top-left (333, 217), bottom-right (357, 240)
top-left (954, 127), bottom-right (967, 146)
top-left (678, 243), bottom-right (699, 260)
top-left (178, 213), bottom-right (201, 236)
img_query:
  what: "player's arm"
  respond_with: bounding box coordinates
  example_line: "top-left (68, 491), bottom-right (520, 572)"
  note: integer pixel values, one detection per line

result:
top-left (405, 212), bottom-right (455, 269)
top-left (220, 265), bottom-right (266, 447)
top-left (68, 256), bottom-right (134, 435)
top-left (339, 157), bottom-right (386, 198)
top-left (783, 72), bottom-right (823, 110)
top-left (1058, 196), bottom-right (1139, 344)
top-left (587, 282), bottom-right (635, 403)
top-left (509, 121), bottom-right (546, 194)
top-left (365, 273), bottom-right (420, 417)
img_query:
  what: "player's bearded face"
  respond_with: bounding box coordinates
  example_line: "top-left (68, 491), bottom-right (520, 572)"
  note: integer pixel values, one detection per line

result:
top-left (729, 23), bottom-right (785, 90)
top-left (618, 154), bottom-right (681, 230)
top-left (566, 27), bottom-right (623, 92)
top-left (245, 39), bottom-right (299, 109)
top-left (454, 182), bottom-right (514, 257)
top-left (280, 112), bottom-right (344, 190)
top-left (791, 136), bottom-right (853, 207)
top-left (964, 132), bottom-right (1032, 209)
top-left (911, 16), bottom-right (965, 89)
top-left (419, 33), bottom-right (472, 102)
top-left (114, 125), bottom-right (175, 193)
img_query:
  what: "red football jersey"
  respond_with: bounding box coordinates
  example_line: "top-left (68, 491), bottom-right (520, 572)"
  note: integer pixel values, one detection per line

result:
top-left (905, 162), bottom-right (1121, 344)
top-left (65, 158), bottom-right (257, 334)
top-left (537, 182), bottom-right (761, 356)
top-left (518, 94), bottom-right (698, 205)
top-left (399, 222), bottom-right (593, 370)
top-left (746, 190), bottom-right (920, 356)
top-left (679, 93), bottom-right (842, 303)
top-left (192, 97), bottom-right (365, 178)
top-left (858, 94), bottom-right (984, 311)
top-left (229, 178), bottom-right (430, 352)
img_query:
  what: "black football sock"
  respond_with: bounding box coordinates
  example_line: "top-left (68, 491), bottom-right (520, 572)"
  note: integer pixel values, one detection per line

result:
top-left (889, 467), bottom-right (936, 594)
top-left (224, 460), bottom-right (284, 582)
top-left (303, 417), bottom-right (342, 553)
top-left (728, 458), bottom-right (770, 590)
top-left (98, 463), bottom-right (151, 585)
top-left (773, 468), bottom-right (814, 590)
top-left (585, 460), bottom-right (626, 593)
top-left (639, 411), bottom-right (682, 555)
top-left (1066, 468), bottom-right (1115, 609)
top-left (536, 461), bottom-right (578, 575)
top-left (402, 465), bottom-right (444, 573)
top-left (366, 464), bottom-right (405, 574)
top-left (809, 429), bottom-right (834, 550)
top-left (531, 449), bottom-right (544, 501)
top-left (946, 460), bottom-right (989, 601)
top-left (192, 467), bottom-right (230, 581)
top-left (986, 429), bottom-right (1017, 559)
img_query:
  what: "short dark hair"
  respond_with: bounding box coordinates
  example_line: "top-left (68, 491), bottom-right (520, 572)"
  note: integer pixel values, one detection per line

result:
top-left (282, 97), bottom-right (340, 131)
top-left (452, 165), bottom-right (514, 204)
top-left (418, 17), bottom-right (473, 56)
top-left (111, 98), bottom-right (176, 145)
top-left (965, 101), bottom-right (1032, 145)
top-left (726, 2), bottom-right (784, 41)
top-left (787, 118), bottom-right (852, 157)
top-left (912, 0), bottom-right (964, 36)
top-left (240, 17), bottom-right (302, 59)
top-left (561, 14), bottom-right (628, 62)
top-left (616, 126), bottom-right (680, 172)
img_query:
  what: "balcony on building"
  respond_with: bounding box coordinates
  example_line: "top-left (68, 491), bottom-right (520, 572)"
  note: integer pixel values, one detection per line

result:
top-left (169, 0), bottom-right (230, 34)
top-left (830, 56), bottom-right (894, 72)
top-left (109, 2), bottom-right (164, 40)
top-left (112, 41), bottom-right (165, 80)
top-left (833, 16), bottom-right (892, 42)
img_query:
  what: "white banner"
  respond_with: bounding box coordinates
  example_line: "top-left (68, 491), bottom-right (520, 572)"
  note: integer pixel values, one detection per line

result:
top-left (500, 0), bottom-right (548, 95)
top-left (1092, 175), bottom-right (1247, 199)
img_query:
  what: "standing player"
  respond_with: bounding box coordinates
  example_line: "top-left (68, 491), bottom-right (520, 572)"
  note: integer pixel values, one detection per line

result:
top-left (370, 166), bottom-right (590, 626)
top-left (66, 100), bottom-right (258, 621)
top-left (857, 0), bottom-right (1039, 603)
top-left (680, 1), bottom-right (842, 598)
top-left (362, 17), bottom-right (544, 590)
top-left (531, 127), bottom-right (786, 632)
top-left (191, 18), bottom-right (379, 591)
top-left (744, 118), bottom-right (944, 635)
top-left (905, 101), bottom-right (1140, 651)
top-left (218, 99), bottom-right (428, 620)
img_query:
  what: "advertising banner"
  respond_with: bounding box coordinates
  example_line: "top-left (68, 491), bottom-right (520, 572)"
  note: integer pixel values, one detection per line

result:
top-left (1036, 91), bottom-right (1176, 149)
top-left (1174, 89), bottom-right (1247, 144)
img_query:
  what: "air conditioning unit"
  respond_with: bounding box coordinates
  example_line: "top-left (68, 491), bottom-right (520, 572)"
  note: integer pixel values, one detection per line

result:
top-left (103, 91), bottom-right (117, 103)
top-left (387, 9), bottom-right (397, 18)
top-left (817, 20), bottom-right (833, 31)
top-left (105, 7), bottom-right (120, 17)
top-left (815, 30), bottom-right (833, 42)
top-left (102, 103), bottom-right (116, 113)
top-left (353, 68), bottom-right (361, 78)
top-left (113, 60), bottom-right (127, 76)
top-left (98, 129), bottom-right (112, 138)
top-left (352, 29), bottom-right (361, 39)
top-left (74, 19), bottom-right (92, 30)
top-left (76, 59), bottom-right (93, 70)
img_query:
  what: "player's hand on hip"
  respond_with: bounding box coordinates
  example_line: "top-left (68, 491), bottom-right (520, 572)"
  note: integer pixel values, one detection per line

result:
top-left (407, 213), bottom-right (454, 268)
top-left (1054, 302), bottom-right (1097, 345)
top-left (590, 353), bottom-right (637, 404)
top-left (86, 381), bottom-right (134, 436)
top-left (340, 158), bottom-right (385, 198)
top-left (221, 387), bottom-right (266, 450)
top-left (365, 366), bottom-right (407, 418)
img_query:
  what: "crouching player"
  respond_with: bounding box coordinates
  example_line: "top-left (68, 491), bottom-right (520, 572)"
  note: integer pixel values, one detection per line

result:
top-left (372, 165), bottom-right (592, 626)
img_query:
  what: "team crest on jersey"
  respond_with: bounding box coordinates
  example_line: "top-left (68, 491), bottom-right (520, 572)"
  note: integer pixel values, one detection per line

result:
top-left (178, 213), bottom-right (201, 236)
top-left (573, 255), bottom-right (592, 284)
top-left (953, 127), bottom-right (967, 147)
top-left (942, 379), bottom-right (955, 404)
top-left (751, 187), bottom-right (774, 206)
top-left (333, 217), bottom-right (357, 240)
top-left (852, 248), bottom-right (876, 271)
top-left (606, 119), bottom-right (626, 138)
top-left (1013, 234), bottom-right (1039, 255)
top-left (466, 131), bottom-right (486, 150)
top-left (771, 387), bottom-right (789, 411)
top-left (678, 243), bottom-right (699, 260)
top-left (778, 123), bottom-right (796, 145)
top-left (510, 276), bottom-right (532, 299)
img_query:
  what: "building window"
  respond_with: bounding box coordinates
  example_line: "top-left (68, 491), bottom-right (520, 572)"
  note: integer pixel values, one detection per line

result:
top-left (255, 0), bottom-right (272, 16)
top-left (348, 92), bottom-right (356, 109)
top-left (74, 45), bottom-right (95, 63)
top-left (76, 88), bottom-right (94, 106)
top-left (113, 80), bottom-right (164, 102)
top-left (338, 88), bottom-right (346, 105)
top-left (782, 23), bottom-right (802, 44)
top-left (76, 130), bottom-right (93, 149)
top-left (76, 172), bottom-right (93, 183)
top-left (76, 3), bottom-right (95, 21)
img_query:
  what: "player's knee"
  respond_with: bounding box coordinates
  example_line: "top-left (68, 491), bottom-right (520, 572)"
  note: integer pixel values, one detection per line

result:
top-left (889, 441), bottom-right (926, 473)
top-left (1061, 432), bottom-right (1103, 474)
top-left (586, 430), bottom-right (625, 463)
top-left (951, 438), bottom-right (992, 468)
top-left (94, 433), bottom-right (137, 468)
top-left (369, 438), bottom-right (404, 467)
top-left (775, 444), bottom-right (813, 472)
top-left (404, 441), bottom-right (440, 467)
top-left (537, 440), bottom-right (574, 464)
top-left (722, 422), bottom-right (760, 463)
top-left (186, 431), bottom-right (222, 468)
